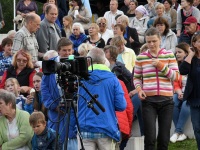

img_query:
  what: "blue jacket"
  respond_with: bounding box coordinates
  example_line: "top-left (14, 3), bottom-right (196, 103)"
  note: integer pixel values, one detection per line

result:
top-left (41, 58), bottom-right (77, 144)
top-left (32, 127), bottom-right (56, 150)
top-left (78, 64), bottom-right (126, 141)
top-left (69, 33), bottom-right (87, 52)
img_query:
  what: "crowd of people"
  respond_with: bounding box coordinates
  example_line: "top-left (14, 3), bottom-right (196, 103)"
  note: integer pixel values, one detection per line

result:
top-left (0, 0), bottom-right (200, 150)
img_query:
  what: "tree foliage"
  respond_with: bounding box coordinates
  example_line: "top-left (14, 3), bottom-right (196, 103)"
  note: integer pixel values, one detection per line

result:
top-left (0, 0), bottom-right (43, 33)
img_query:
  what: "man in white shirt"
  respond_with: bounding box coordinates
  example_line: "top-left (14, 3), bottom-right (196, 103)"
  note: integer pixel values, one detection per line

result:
top-left (104, 0), bottom-right (124, 30)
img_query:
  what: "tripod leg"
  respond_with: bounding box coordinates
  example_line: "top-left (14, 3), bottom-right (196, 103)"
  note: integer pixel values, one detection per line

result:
top-left (64, 101), bottom-right (71, 150)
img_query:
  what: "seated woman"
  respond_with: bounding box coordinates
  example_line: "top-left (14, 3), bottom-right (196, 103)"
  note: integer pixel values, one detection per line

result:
top-left (78, 43), bottom-right (94, 57)
top-left (85, 23), bottom-right (105, 49)
top-left (0, 38), bottom-right (13, 81)
top-left (68, 0), bottom-right (90, 30)
top-left (170, 42), bottom-right (190, 143)
top-left (16, 0), bottom-right (38, 17)
top-left (0, 89), bottom-right (33, 149)
top-left (0, 50), bottom-right (36, 95)
top-left (153, 17), bottom-right (177, 53)
top-left (96, 17), bottom-right (114, 44)
top-left (126, 0), bottom-right (138, 22)
top-left (129, 5), bottom-right (149, 45)
top-left (69, 23), bottom-right (87, 56)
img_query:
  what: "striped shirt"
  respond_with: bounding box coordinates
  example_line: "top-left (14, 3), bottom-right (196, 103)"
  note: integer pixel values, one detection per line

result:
top-left (134, 49), bottom-right (179, 97)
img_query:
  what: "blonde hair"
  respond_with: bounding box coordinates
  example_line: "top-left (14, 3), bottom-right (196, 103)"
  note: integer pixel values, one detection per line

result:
top-left (96, 17), bottom-right (108, 28)
top-left (78, 43), bottom-right (94, 57)
top-left (110, 35), bottom-right (126, 46)
top-left (89, 23), bottom-right (100, 32)
top-left (63, 15), bottom-right (73, 32)
top-left (140, 43), bottom-right (148, 53)
top-left (155, 3), bottom-right (165, 11)
top-left (5, 78), bottom-right (20, 96)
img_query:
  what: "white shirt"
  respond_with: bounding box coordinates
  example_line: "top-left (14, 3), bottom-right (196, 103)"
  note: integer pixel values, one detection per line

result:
top-left (104, 10), bottom-right (124, 30)
top-left (98, 29), bottom-right (114, 44)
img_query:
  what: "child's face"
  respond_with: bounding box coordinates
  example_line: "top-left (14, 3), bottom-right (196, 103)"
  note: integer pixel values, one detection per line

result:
top-left (58, 45), bottom-right (74, 58)
top-left (31, 122), bottom-right (46, 135)
top-left (33, 75), bottom-right (42, 92)
top-left (3, 43), bottom-right (12, 56)
top-left (63, 19), bottom-right (69, 27)
top-left (5, 81), bottom-right (19, 94)
top-left (48, 0), bottom-right (55, 4)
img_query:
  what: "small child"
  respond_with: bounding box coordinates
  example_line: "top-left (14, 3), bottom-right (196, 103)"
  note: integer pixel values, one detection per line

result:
top-left (29, 112), bottom-right (56, 150)
top-left (5, 78), bottom-right (26, 110)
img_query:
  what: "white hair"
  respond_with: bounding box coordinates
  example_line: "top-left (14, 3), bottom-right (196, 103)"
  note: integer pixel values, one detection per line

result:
top-left (43, 50), bottom-right (58, 60)
top-left (72, 22), bottom-right (85, 34)
top-left (87, 47), bottom-right (106, 64)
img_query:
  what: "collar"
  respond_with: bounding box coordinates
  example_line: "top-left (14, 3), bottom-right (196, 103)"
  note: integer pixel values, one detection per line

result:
top-left (89, 64), bottom-right (111, 71)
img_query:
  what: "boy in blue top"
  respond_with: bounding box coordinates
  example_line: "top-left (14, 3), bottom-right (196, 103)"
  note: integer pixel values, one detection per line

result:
top-left (29, 111), bottom-right (56, 150)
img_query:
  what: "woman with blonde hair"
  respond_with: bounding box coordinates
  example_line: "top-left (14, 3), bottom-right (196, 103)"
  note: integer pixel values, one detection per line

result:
top-left (62, 15), bottom-right (73, 38)
top-left (78, 43), bottom-right (94, 57)
top-left (0, 49), bottom-right (36, 95)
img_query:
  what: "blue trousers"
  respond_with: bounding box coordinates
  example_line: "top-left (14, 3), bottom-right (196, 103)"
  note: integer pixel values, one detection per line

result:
top-left (173, 94), bottom-right (190, 134)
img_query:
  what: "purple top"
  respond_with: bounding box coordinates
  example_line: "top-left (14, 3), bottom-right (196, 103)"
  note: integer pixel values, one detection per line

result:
top-left (16, 0), bottom-right (38, 14)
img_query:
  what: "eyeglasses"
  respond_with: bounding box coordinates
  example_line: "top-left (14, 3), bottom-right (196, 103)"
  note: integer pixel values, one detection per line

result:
top-left (184, 24), bottom-right (190, 26)
top-left (98, 23), bottom-right (106, 26)
top-left (16, 59), bottom-right (28, 63)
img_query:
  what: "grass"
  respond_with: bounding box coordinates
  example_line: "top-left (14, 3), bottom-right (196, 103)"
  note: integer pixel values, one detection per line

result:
top-left (168, 139), bottom-right (197, 150)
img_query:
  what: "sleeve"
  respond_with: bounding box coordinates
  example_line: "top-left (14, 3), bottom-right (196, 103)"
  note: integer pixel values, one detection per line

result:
top-left (171, 9), bottom-right (177, 29)
top-left (192, 7), bottom-right (200, 23)
top-left (33, 2), bottom-right (38, 13)
top-left (16, 1), bottom-right (21, 12)
top-left (36, 24), bottom-right (49, 53)
top-left (80, 8), bottom-right (90, 23)
top-left (169, 33), bottom-right (178, 53)
top-left (133, 57), bottom-right (143, 92)
top-left (68, 9), bottom-right (74, 18)
top-left (114, 78), bottom-right (127, 111)
top-left (179, 60), bottom-right (191, 75)
top-left (2, 111), bottom-right (33, 150)
top-left (176, 9), bottom-right (182, 31)
top-left (130, 28), bottom-right (141, 48)
top-left (41, 75), bottom-right (60, 110)
top-left (156, 53), bottom-right (179, 81)
top-left (174, 75), bottom-right (182, 91)
top-left (24, 103), bottom-right (34, 114)
top-left (0, 71), bottom-right (7, 89)
top-left (11, 32), bottom-right (24, 55)
top-left (29, 70), bottom-right (36, 88)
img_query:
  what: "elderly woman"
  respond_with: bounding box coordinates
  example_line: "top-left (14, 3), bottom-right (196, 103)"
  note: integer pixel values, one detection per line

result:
top-left (177, 0), bottom-right (200, 37)
top-left (163, 0), bottom-right (177, 32)
top-left (0, 89), bottom-right (33, 149)
top-left (0, 50), bottom-right (36, 94)
top-left (129, 5), bottom-right (149, 44)
top-left (96, 17), bottom-right (114, 44)
top-left (148, 3), bottom-right (171, 28)
top-left (153, 17), bottom-right (177, 53)
top-left (68, 0), bottom-right (90, 30)
top-left (85, 23), bottom-right (105, 48)
top-left (69, 23), bottom-right (87, 56)
top-left (117, 15), bottom-right (140, 55)
top-left (16, 0), bottom-right (38, 17)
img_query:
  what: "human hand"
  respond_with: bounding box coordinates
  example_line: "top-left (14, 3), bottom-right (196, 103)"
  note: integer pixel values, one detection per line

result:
top-left (188, 47), bottom-right (195, 57)
top-left (74, 6), bottom-right (79, 10)
top-left (20, 86), bottom-right (30, 93)
top-left (138, 90), bottom-right (146, 100)
top-left (21, 13), bottom-right (26, 18)
top-left (129, 89), bottom-right (137, 97)
top-left (129, 37), bottom-right (134, 43)
top-left (152, 58), bottom-right (159, 67)
top-left (26, 95), bottom-right (33, 104)
top-left (178, 93), bottom-right (183, 100)
top-left (76, 14), bottom-right (82, 19)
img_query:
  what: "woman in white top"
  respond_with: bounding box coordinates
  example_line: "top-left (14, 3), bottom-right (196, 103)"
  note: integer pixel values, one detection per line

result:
top-left (129, 5), bottom-right (149, 44)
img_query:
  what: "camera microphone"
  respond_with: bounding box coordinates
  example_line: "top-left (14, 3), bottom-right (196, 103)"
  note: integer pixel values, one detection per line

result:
top-left (93, 95), bottom-right (105, 112)
top-left (87, 102), bottom-right (99, 115)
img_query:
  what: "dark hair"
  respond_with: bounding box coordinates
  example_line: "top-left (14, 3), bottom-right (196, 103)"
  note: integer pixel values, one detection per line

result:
top-left (34, 72), bottom-right (43, 79)
top-left (29, 112), bottom-right (46, 126)
top-left (74, 0), bottom-right (83, 10)
top-left (1, 37), bottom-right (13, 48)
top-left (153, 17), bottom-right (169, 36)
top-left (114, 24), bottom-right (125, 35)
top-left (57, 37), bottom-right (73, 51)
top-left (145, 27), bottom-right (161, 38)
top-left (191, 31), bottom-right (200, 57)
top-left (175, 42), bottom-right (189, 65)
top-left (104, 45), bottom-right (118, 61)
top-left (186, 0), bottom-right (194, 5)
top-left (0, 89), bottom-right (16, 109)
top-left (162, 0), bottom-right (172, 7)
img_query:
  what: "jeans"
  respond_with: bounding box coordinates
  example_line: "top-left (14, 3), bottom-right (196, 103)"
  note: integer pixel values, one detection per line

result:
top-left (131, 94), bottom-right (144, 136)
top-left (62, 138), bottom-right (77, 150)
top-left (142, 99), bottom-right (174, 150)
top-left (190, 106), bottom-right (200, 150)
top-left (173, 94), bottom-right (190, 134)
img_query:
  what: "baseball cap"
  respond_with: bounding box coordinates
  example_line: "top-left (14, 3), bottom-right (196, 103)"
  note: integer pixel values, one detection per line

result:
top-left (183, 16), bottom-right (198, 25)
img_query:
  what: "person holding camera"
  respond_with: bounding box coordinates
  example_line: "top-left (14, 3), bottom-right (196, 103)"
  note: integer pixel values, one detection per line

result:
top-left (77, 47), bottom-right (126, 150)
top-left (134, 27), bottom-right (179, 150)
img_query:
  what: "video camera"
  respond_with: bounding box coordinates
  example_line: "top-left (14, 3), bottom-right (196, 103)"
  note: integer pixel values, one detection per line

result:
top-left (42, 56), bottom-right (91, 80)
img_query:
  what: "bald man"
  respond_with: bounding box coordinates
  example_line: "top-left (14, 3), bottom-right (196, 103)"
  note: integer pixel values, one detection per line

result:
top-left (12, 13), bottom-right (41, 62)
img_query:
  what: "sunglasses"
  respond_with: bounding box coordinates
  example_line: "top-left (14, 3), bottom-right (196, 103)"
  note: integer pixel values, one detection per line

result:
top-left (16, 59), bottom-right (28, 63)
top-left (98, 23), bottom-right (106, 26)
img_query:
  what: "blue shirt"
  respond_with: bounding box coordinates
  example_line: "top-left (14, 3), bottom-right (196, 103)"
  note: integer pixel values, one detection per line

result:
top-left (0, 52), bottom-right (12, 76)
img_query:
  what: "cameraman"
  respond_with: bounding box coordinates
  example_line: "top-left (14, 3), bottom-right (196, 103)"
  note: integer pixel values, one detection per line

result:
top-left (77, 47), bottom-right (126, 150)
top-left (41, 39), bottom-right (77, 150)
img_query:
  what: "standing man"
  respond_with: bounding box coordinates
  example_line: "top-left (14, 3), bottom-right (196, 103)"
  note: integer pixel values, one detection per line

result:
top-left (36, 4), bottom-right (61, 60)
top-left (134, 27), bottom-right (179, 150)
top-left (77, 47), bottom-right (126, 150)
top-left (12, 13), bottom-right (41, 62)
top-left (104, 0), bottom-right (124, 30)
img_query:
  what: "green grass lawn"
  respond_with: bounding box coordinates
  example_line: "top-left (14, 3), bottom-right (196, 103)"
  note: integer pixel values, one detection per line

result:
top-left (168, 139), bottom-right (197, 150)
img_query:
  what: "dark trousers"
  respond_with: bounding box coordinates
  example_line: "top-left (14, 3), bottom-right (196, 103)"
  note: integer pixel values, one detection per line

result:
top-left (190, 106), bottom-right (200, 150)
top-left (142, 99), bottom-right (174, 150)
